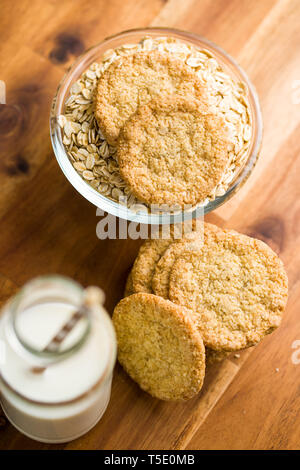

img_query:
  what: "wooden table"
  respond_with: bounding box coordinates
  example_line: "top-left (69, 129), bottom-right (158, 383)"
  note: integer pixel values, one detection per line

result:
top-left (0, 0), bottom-right (299, 450)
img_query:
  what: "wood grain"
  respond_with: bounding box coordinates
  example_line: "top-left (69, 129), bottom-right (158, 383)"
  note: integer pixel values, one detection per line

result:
top-left (0, 0), bottom-right (299, 450)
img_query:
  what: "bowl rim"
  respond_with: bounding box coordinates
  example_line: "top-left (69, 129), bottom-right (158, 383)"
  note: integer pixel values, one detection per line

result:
top-left (50, 26), bottom-right (263, 225)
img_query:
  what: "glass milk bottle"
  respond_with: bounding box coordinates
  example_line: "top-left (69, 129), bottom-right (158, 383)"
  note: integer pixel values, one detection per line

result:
top-left (0, 275), bottom-right (116, 443)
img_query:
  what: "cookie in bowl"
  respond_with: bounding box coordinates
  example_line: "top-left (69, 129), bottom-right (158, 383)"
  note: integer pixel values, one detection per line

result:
top-left (95, 50), bottom-right (207, 145)
top-left (53, 33), bottom-right (257, 216)
top-left (117, 97), bottom-right (233, 207)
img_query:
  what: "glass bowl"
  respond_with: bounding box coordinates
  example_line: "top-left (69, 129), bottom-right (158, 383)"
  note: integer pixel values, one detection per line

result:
top-left (50, 27), bottom-right (262, 225)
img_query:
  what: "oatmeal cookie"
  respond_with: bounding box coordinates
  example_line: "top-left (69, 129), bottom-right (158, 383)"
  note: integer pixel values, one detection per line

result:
top-left (112, 293), bottom-right (206, 401)
top-left (152, 223), bottom-right (219, 298)
top-left (117, 97), bottom-right (232, 207)
top-left (124, 271), bottom-right (133, 297)
top-left (169, 229), bottom-right (288, 351)
top-left (131, 221), bottom-right (201, 294)
top-left (131, 238), bottom-right (172, 294)
top-left (95, 50), bottom-right (207, 145)
top-left (124, 270), bottom-right (230, 365)
top-left (205, 348), bottom-right (231, 365)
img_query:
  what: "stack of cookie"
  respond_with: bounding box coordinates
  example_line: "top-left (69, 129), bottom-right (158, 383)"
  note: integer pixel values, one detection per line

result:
top-left (113, 222), bottom-right (288, 401)
top-left (95, 50), bottom-right (234, 208)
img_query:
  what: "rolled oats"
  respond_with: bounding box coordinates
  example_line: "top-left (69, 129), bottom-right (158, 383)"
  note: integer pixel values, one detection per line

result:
top-left (85, 154), bottom-right (95, 170)
top-left (73, 161), bottom-right (86, 172)
top-left (82, 170), bottom-right (94, 181)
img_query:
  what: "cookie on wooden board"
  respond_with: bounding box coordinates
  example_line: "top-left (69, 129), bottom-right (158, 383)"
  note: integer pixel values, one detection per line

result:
top-left (131, 220), bottom-right (202, 294)
top-left (205, 348), bottom-right (231, 365)
top-left (169, 229), bottom-right (288, 351)
top-left (131, 238), bottom-right (173, 294)
top-left (124, 271), bottom-right (133, 297)
top-left (113, 293), bottom-right (206, 401)
top-left (152, 222), bottom-right (219, 298)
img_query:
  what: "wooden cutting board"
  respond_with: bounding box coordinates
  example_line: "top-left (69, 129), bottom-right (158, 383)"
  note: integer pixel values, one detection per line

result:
top-left (0, 0), bottom-right (299, 450)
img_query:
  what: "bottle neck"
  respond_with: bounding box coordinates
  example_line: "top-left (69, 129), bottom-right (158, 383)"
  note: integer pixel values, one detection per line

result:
top-left (5, 275), bottom-right (91, 368)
